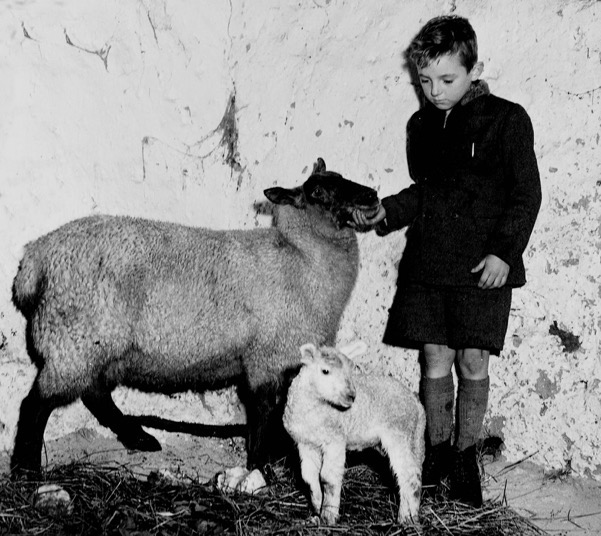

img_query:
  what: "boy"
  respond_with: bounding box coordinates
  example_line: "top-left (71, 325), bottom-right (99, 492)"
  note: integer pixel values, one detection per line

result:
top-left (355, 15), bottom-right (541, 507)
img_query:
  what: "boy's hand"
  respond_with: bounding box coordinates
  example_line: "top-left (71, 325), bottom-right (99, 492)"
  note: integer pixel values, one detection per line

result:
top-left (351, 204), bottom-right (387, 227)
top-left (471, 254), bottom-right (509, 289)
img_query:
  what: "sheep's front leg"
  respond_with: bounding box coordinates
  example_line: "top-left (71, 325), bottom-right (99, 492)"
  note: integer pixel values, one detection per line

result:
top-left (381, 434), bottom-right (421, 524)
top-left (243, 377), bottom-right (290, 469)
top-left (297, 443), bottom-right (323, 517)
top-left (319, 443), bottom-right (346, 525)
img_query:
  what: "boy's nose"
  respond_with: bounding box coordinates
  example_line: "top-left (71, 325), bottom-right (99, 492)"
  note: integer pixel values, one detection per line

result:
top-left (431, 83), bottom-right (442, 97)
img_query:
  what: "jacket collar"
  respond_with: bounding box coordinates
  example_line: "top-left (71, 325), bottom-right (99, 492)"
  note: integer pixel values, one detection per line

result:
top-left (460, 79), bottom-right (490, 106)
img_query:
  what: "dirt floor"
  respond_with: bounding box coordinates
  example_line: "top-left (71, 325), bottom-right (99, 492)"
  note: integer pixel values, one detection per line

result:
top-left (1, 427), bottom-right (601, 535)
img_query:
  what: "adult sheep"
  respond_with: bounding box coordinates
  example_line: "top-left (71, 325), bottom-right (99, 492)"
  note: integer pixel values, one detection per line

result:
top-left (10, 158), bottom-right (380, 477)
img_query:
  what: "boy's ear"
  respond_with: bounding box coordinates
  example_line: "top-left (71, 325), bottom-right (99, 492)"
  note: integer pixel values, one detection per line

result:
top-left (471, 61), bottom-right (484, 80)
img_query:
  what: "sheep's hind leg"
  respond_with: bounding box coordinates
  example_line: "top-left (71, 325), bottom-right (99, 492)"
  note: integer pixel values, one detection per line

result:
top-left (81, 390), bottom-right (161, 452)
top-left (11, 382), bottom-right (62, 478)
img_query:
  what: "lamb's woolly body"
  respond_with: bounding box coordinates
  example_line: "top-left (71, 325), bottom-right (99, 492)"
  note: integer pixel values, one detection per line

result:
top-left (283, 344), bottom-right (425, 525)
top-left (286, 375), bottom-right (423, 452)
top-left (10, 159), bottom-right (380, 476)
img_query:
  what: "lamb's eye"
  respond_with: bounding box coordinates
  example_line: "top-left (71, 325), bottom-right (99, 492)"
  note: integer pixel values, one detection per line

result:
top-left (321, 368), bottom-right (330, 375)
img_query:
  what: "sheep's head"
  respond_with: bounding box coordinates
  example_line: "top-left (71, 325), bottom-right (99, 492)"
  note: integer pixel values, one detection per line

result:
top-left (299, 343), bottom-right (356, 410)
top-left (264, 158), bottom-right (380, 232)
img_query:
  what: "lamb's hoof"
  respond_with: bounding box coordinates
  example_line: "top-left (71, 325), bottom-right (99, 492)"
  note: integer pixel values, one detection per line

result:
top-left (119, 430), bottom-right (162, 452)
top-left (307, 515), bottom-right (320, 526)
top-left (320, 512), bottom-right (338, 526)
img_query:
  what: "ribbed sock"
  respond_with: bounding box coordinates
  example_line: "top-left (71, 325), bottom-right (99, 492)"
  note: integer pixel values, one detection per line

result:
top-left (420, 374), bottom-right (455, 447)
top-left (455, 377), bottom-right (490, 451)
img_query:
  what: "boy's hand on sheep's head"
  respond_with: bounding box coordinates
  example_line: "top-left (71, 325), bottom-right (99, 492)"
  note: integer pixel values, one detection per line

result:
top-left (350, 203), bottom-right (386, 230)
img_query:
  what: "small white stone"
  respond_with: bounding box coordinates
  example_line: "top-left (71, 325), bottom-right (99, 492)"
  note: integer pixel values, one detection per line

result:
top-left (237, 469), bottom-right (267, 494)
top-left (215, 466), bottom-right (266, 494)
top-left (33, 484), bottom-right (73, 515)
top-left (215, 465), bottom-right (248, 492)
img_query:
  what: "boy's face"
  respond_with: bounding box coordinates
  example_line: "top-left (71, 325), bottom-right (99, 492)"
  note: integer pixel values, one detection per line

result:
top-left (417, 53), bottom-right (483, 112)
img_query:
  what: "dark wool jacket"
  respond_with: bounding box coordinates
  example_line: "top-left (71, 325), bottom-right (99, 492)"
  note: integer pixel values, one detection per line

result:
top-left (379, 81), bottom-right (541, 288)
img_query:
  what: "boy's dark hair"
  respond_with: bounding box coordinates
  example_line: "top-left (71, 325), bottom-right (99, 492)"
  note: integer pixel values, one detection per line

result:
top-left (407, 15), bottom-right (478, 72)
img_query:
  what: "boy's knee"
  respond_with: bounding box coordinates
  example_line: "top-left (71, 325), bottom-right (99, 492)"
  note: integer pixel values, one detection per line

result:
top-left (423, 344), bottom-right (456, 377)
top-left (457, 348), bottom-right (489, 378)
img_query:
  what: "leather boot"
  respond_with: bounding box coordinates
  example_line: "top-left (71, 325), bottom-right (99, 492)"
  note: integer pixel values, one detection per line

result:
top-left (421, 439), bottom-right (453, 500)
top-left (449, 444), bottom-right (483, 508)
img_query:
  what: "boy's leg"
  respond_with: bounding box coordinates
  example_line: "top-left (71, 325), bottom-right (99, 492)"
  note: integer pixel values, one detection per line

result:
top-left (451, 348), bottom-right (490, 507)
top-left (420, 344), bottom-right (456, 498)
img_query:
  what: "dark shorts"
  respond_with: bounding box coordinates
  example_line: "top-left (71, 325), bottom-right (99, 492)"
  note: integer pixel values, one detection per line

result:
top-left (383, 283), bottom-right (513, 355)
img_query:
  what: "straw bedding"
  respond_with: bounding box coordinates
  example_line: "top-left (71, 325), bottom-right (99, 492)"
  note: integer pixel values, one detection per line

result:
top-left (0, 455), bottom-right (549, 536)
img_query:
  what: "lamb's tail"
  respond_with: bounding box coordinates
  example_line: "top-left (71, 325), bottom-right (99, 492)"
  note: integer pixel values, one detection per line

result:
top-left (12, 247), bottom-right (46, 318)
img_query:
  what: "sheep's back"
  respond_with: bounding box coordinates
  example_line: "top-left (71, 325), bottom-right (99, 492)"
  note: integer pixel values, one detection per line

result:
top-left (17, 215), bottom-right (268, 344)
top-left (14, 214), bottom-right (353, 393)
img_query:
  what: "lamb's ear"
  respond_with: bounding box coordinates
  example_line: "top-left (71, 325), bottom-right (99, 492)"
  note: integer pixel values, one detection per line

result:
top-left (339, 340), bottom-right (368, 360)
top-left (312, 157), bottom-right (326, 174)
top-left (264, 186), bottom-right (306, 208)
top-left (299, 343), bottom-right (318, 365)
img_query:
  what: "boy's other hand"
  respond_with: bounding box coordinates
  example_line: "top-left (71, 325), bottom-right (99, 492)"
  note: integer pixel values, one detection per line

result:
top-left (471, 254), bottom-right (509, 289)
top-left (351, 204), bottom-right (387, 227)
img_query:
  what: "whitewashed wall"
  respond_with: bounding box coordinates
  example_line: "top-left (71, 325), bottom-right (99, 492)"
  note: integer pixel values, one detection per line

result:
top-left (0, 0), bottom-right (599, 479)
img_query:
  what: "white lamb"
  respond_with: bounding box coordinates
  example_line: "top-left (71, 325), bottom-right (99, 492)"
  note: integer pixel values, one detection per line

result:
top-left (283, 342), bottom-right (425, 525)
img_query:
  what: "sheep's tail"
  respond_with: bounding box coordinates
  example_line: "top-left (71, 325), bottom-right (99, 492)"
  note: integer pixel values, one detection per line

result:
top-left (12, 247), bottom-right (46, 318)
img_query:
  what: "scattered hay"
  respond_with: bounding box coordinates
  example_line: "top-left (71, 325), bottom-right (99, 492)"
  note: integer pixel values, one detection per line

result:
top-left (0, 461), bottom-right (549, 536)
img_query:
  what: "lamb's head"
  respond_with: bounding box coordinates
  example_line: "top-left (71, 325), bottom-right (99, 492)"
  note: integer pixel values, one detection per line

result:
top-left (264, 157), bottom-right (380, 233)
top-left (298, 343), bottom-right (356, 410)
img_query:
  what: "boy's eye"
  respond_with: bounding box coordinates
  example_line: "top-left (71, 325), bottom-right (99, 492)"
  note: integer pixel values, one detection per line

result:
top-left (419, 79), bottom-right (430, 85)
top-left (444, 80), bottom-right (454, 84)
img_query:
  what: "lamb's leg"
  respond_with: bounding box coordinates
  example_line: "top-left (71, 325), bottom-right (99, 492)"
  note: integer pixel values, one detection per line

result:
top-left (380, 433), bottom-right (422, 524)
top-left (297, 443), bottom-right (323, 517)
top-left (11, 382), bottom-right (58, 478)
top-left (81, 390), bottom-right (161, 452)
top-left (319, 443), bottom-right (346, 525)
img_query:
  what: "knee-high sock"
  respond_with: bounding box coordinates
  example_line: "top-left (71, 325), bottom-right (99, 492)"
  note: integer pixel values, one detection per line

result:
top-left (455, 377), bottom-right (489, 451)
top-left (420, 375), bottom-right (455, 447)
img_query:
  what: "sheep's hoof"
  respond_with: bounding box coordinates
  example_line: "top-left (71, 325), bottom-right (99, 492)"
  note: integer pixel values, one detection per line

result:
top-left (10, 464), bottom-right (42, 481)
top-left (119, 430), bottom-right (162, 452)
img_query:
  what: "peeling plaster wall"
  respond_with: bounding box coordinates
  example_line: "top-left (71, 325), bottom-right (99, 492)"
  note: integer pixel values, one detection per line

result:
top-left (0, 0), bottom-right (600, 478)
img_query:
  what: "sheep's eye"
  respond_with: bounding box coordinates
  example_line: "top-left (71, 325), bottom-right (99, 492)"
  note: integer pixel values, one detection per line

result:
top-left (313, 185), bottom-right (326, 201)
top-left (321, 368), bottom-right (330, 375)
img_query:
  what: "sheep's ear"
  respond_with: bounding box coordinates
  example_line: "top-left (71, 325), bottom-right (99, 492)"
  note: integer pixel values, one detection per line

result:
top-left (299, 343), bottom-right (318, 365)
top-left (312, 157), bottom-right (326, 174)
top-left (264, 186), bottom-right (306, 208)
top-left (339, 340), bottom-right (368, 359)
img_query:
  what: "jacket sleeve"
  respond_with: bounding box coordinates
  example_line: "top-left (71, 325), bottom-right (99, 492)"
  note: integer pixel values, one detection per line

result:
top-left (485, 105), bottom-right (542, 267)
top-left (376, 115), bottom-right (422, 235)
